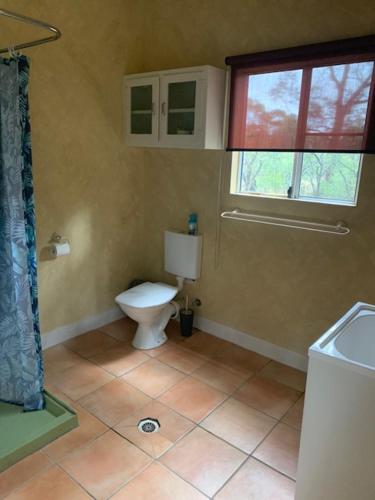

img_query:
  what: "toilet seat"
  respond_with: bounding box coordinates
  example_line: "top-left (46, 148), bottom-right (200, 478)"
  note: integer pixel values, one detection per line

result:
top-left (115, 282), bottom-right (178, 309)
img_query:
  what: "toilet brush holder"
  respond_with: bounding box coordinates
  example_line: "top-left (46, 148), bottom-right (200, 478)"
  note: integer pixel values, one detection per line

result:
top-left (180, 309), bottom-right (194, 337)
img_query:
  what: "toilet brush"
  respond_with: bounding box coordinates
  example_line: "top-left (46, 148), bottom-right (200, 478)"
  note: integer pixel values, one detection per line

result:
top-left (180, 294), bottom-right (194, 337)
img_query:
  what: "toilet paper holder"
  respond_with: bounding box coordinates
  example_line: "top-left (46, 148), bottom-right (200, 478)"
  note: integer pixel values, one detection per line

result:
top-left (48, 232), bottom-right (71, 258)
top-left (50, 232), bottom-right (68, 244)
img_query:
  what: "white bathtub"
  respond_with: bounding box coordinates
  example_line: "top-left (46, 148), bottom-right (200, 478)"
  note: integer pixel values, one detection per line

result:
top-left (296, 302), bottom-right (375, 500)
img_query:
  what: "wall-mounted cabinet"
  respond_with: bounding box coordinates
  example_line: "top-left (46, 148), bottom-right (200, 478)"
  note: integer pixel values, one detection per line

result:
top-left (124, 66), bottom-right (225, 149)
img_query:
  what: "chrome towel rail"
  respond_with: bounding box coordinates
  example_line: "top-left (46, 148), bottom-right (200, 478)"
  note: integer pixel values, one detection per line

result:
top-left (221, 209), bottom-right (350, 235)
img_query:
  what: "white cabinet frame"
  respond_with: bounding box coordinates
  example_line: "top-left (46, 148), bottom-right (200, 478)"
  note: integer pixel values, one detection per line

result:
top-left (124, 66), bottom-right (225, 150)
top-left (124, 76), bottom-right (159, 147)
top-left (159, 72), bottom-right (205, 148)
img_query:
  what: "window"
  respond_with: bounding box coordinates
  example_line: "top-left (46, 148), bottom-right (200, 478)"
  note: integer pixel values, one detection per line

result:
top-left (226, 36), bottom-right (375, 153)
top-left (231, 151), bottom-right (362, 205)
top-left (226, 37), bottom-right (373, 207)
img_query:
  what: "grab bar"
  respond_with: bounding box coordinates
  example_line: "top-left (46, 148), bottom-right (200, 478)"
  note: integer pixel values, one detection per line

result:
top-left (221, 209), bottom-right (350, 235)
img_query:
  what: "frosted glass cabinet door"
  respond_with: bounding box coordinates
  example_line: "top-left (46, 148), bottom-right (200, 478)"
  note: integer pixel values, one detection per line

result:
top-left (160, 73), bottom-right (205, 147)
top-left (124, 77), bottom-right (159, 146)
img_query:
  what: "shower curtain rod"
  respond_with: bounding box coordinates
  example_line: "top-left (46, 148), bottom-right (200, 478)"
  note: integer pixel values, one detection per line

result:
top-left (0, 8), bottom-right (61, 54)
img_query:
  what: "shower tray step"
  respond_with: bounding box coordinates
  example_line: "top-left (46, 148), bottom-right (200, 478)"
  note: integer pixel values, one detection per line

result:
top-left (0, 391), bottom-right (78, 472)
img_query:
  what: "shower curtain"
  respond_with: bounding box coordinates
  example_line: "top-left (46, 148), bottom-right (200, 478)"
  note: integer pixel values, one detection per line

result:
top-left (0, 55), bottom-right (44, 411)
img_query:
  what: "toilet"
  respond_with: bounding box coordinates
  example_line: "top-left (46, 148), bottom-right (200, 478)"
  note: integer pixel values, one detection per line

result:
top-left (115, 230), bottom-right (202, 349)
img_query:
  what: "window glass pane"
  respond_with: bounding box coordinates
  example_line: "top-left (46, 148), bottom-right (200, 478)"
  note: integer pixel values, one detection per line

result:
top-left (131, 85), bottom-right (152, 111)
top-left (246, 70), bottom-right (303, 149)
top-left (131, 114), bottom-right (152, 134)
top-left (167, 112), bottom-right (195, 135)
top-left (299, 153), bottom-right (361, 203)
top-left (306, 62), bottom-right (374, 150)
top-left (168, 81), bottom-right (196, 109)
top-left (130, 85), bottom-right (153, 134)
top-left (238, 152), bottom-right (294, 196)
top-left (167, 81), bottom-right (196, 135)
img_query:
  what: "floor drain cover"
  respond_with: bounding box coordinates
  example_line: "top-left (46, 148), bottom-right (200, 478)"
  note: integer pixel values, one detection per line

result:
top-left (138, 418), bottom-right (160, 434)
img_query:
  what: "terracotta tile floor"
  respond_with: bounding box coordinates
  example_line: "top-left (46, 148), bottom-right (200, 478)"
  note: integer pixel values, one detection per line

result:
top-left (0, 318), bottom-right (305, 499)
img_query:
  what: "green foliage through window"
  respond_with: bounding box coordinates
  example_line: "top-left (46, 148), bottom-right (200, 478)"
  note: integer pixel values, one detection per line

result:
top-left (235, 152), bottom-right (361, 205)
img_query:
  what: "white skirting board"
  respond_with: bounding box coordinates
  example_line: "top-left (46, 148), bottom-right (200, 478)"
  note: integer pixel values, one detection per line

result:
top-left (194, 316), bottom-right (308, 372)
top-left (41, 307), bottom-right (124, 350)
top-left (41, 308), bottom-right (307, 372)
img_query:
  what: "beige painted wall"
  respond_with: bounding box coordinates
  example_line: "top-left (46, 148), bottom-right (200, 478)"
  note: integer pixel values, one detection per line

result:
top-left (0, 0), bottom-right (145, 332)
top-left (136, 0), bottom-right (375, 354)
top-left (2, 1), bottom-right (375, 356)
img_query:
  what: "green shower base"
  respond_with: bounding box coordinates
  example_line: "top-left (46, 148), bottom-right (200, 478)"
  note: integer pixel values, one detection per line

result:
top-left (0, 391), bottom-right (78, 472)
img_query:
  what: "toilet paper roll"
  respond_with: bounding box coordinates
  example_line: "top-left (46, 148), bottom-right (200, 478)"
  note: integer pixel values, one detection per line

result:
top-left (49, 242), bottom-right (70, 257)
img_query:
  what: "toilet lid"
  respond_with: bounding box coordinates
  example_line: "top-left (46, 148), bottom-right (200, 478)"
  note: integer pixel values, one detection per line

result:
top-left (115, 282), bottom-right (178, 308)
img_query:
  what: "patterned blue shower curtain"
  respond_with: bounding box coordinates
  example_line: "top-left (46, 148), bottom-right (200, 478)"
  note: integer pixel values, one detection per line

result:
top-left (0, 55), bottom-right (44, 411)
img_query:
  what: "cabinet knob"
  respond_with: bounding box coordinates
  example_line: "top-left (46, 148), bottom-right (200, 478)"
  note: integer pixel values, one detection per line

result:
top-left (161, 102), bottom-right (167, 115)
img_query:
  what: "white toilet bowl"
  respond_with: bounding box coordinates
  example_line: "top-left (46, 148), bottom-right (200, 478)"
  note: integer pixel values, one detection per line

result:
top-left (115, 282), bottom-right (179, 349)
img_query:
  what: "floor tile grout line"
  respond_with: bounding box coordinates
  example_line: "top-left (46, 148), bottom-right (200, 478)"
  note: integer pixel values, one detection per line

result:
top-left (248, 419), bottom-right (300, 481)
top-left (212, 454), bottom-right (297, 499)
top-left (55, 324), bottom-right (304, 399)
top-left (51, 342), bottom-right (220, 404)
top-left (230, 393), bottom-right (302, 423)
top-left (56, 428), bottom-right (152, 499)
top-left (78, 380), bottom-right (191, 430)
top-left (157, 425), bottom-right (249, 499)
top-left (62, 336), bottom-right (130, 360)
top-left (150, 351), bottom-right (209, 377)
top-left (247, 413), bottom-right (281, 456)
top-left (154, 424), bottom-right (209, 494)
top-left (278, 419), bottom-right (302, 432)
top-left (47, 348), bottom-right (302, 442)
top-left (251, 455), bottom-right (297, 482)
top-left (153, 461), bottom-right (211, 500)
top-left (50, 365), bottom-right (236, 429)
top-left (7, 322), bottom-right (303, 498)
top-left (191, 381), bottom-right (300, 482)
top-left (211, 455), bottom-right (255, 499)
top-left (195, 422), bottom-right (263, 456)
top-left (52, 357), bottom-right (300, 443)
top-left (0, 462), bottom-right (55, 499)
top-left (44, 425), bottom-right (110, 464)
top-left (140, 394), bottom-right (267, 497)
top-left (153, 352), bottom-right (209, 376)
top-left (60, 320), bottom-right (306, 384)
top-left (54, 462), bottom-right (96, 499)
top-left (221, 370), bottom-right (297, 422)
top-left (114, 413), bottom-right (198, 461)
top-left (103, 454), bottom-right (153, 500)
top-left (56, 427), bottom-right (115, 464)
top-left (51, 343), bottom-right (303, 406)
top-left (275, 392), bottom-right (305, 422)
top-left (43, 322), bottom-right (303, 496)
top-left (87, 352), bottom-right (151, 378)
top-left (119, 363), bottom-right (190, 399)
top-left (209, 412), bottom-right (298, 496)
top-left (49, 356), bottom-right (188, 418)
top-left (49, 382), bottom-right (299, 484)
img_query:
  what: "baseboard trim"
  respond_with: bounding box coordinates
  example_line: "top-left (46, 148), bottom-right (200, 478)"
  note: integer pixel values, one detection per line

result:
top-left (41, 307), bottom-right (307, 372)
top-left (41, 307), bottom-right (124, 350)
top-left (195, 315), bottom-right (308, 372)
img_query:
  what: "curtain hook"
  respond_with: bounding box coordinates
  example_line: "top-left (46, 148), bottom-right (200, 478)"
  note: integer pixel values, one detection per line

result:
top-left (8, 45), bottom-right (19, 58)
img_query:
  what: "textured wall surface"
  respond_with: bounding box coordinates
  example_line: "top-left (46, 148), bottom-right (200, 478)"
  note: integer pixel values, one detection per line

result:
top-left (137, 0), bottom-right (375, 354)
top-left (0, 0), bottom-right (145, 331)
top-left (2, 1), bottom-right (375, 356)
